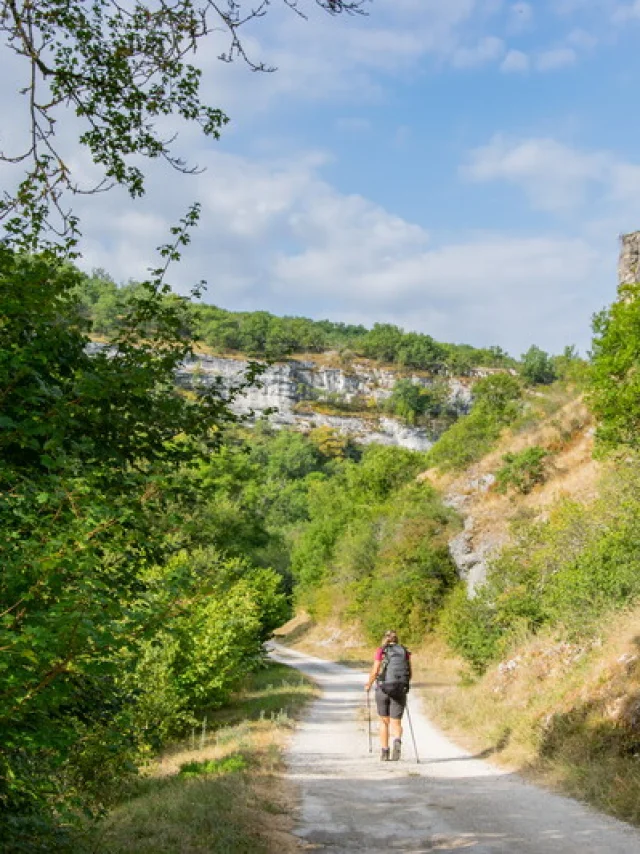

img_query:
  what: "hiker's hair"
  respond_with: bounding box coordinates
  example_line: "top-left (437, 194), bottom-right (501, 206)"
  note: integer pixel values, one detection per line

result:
top-left (382, 630), bottom-right (398, 647)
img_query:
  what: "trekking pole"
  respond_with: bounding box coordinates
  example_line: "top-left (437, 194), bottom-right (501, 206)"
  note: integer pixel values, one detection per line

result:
top-left (405, 701), bottom-right (420, 764)
top-left (367, 690), bottom-right (373, 754)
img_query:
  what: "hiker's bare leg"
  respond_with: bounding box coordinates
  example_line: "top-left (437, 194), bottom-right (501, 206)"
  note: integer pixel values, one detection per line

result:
top-left (379, 716), bottom-right (390, 749)
top-left (390, 718), bottom-right (403, 741)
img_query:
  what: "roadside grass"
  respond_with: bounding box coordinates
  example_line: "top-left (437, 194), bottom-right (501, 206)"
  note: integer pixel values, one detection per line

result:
top-left (423, 610), bottom-right (640, 827)
top-left (86, 661), bottom-right (317, 854)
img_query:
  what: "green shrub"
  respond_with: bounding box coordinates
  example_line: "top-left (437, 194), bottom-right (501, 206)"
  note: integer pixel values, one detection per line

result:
top-left (385, 378), bottom-right (453, 426)
top-left (438, 585), bottom-right (503, 673)
top-left (495, 447), bottom-right (551, 494)
top-left (588, 283), bottom-right (640, 452)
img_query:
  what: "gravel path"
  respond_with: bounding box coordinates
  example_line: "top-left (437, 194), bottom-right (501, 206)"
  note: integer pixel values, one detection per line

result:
top-left (268, 643), bottom-right (640, 853)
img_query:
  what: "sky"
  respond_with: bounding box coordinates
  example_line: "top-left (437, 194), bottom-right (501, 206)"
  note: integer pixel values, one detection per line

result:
top-left (9, 0), bottom-right (640, 356)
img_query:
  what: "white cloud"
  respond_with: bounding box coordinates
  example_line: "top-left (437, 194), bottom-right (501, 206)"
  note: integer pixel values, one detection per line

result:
top-left (463, 134), bottom-right (640, 220)
top-left (501, 49), bottom-right (530, 72)
top-left (567, 28), bottom-right (598, 49)
top-left (613, 1), bottom-right (640, 23)
top-left (535, 47), bottom-right (578, 70)
top-left (74, 146), bottom-right (614, 354)
top-left (452, 36), bottom-right (505, 68)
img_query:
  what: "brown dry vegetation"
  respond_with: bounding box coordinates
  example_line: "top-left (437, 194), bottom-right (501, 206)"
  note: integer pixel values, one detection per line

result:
top-left (424, 607), bottom-right (640, 824)
top-left (422, 390), bottom-right (601, 558)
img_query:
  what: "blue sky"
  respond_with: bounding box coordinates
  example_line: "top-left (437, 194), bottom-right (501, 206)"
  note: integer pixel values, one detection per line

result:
top-left (52, 0), bottom-right (640, 355)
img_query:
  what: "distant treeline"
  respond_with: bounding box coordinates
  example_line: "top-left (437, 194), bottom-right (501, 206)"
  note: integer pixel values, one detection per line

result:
top-left (77, 270), bottom-right (517, 374)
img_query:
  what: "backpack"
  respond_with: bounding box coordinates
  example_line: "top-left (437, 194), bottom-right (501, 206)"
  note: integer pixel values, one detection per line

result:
top-left (378, 643), bottom-right (410, 688)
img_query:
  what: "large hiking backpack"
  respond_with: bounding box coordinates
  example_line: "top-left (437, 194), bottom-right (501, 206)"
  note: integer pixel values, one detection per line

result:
top-left (379, 643), bottom-right (410, 688)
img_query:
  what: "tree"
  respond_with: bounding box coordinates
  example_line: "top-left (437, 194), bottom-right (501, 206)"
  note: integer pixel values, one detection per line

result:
top-left (0, 0), bottom-right (368, 249)
top-left (473, 373), bottom-right (522, 413)
top-left (396, 332), bottom-right (446, 371)
top-left (386, 379), bottom-right (448, 425)
top-left (358, 323), bottom-right (405, 363)
top-left (0, 242), bottom-right (278, 843)
top-left (588, 285), bottom-right (640, 452)
top-left (520, 345), bottom-right (557, 385)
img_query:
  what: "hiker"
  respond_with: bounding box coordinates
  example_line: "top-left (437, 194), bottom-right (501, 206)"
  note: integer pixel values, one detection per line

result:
top-left (364, 630), bottom-right (411, 761)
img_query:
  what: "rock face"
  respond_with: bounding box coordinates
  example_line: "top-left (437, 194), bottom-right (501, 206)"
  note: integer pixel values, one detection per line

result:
top-left (177, 354), bottom-right (474, 451)
top-left (619, 231), bottom-right (640, 287)
top-left (444, 473), bottom-right (506, 594)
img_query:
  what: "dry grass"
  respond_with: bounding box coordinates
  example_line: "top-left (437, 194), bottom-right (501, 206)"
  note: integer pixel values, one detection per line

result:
top-left (421, 390), bottom-right (602, 561)
top-left (274, 612), bottom-right (373, 668)
top-left (85, 662), bottom-right (317, 854)
top-left (423, 608), bottom-right (640, 825)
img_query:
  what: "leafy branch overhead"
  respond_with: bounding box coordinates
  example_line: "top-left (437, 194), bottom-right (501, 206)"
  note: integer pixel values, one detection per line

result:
top-left (0, 0), bottom-right (369, 248)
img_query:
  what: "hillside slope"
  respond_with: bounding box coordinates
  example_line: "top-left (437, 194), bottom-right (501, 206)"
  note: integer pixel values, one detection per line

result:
top-left (424, 388), bottom-right (599, 591)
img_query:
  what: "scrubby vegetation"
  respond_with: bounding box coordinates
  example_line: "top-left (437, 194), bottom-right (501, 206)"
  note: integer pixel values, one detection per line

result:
top-left (437, 282), bottom-right (640, 677)
top-left (495, 446), bottom-right (551, 494)
top-left (291, 445), bottom-right (460, 645)
top-left (425, 373), bottom-right (523, 471)
top-left (87, 661), bottom-right (316, 854)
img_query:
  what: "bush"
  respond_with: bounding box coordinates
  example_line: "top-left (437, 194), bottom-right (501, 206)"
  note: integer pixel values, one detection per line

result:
top-left (588, 284), bottom-right (640, 452)
top-left (495, 447), bottom-right (550, 494)
top-left (438, 585), bottom-right (503, 673)
top-left (385, 378), bottom-right (451, 425)
top-left (520, 345), bottom-right (557, 385)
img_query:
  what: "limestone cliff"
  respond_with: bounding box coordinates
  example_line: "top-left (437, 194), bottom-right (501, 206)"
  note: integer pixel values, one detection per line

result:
top-left (619, 231), bottom-right (640, 287)
top-left (177, 353), bottom-right (475, 451)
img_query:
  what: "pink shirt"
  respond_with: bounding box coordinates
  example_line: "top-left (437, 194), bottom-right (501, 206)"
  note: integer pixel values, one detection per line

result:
top-left (375, 646), bottom-right (411, 662)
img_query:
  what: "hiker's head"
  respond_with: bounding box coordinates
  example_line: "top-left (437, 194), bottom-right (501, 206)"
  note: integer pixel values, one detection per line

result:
top-left (382, 630), bottom-right (398, 647)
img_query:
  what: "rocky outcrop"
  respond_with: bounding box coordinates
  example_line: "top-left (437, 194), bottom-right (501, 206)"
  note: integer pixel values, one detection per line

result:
top-left (87, 342), bottom-right (475, 450)
top-left (177, 354), bottom-right (474, 451)
top-left (444, 473), bottom-right (506, 594)
top-left (619, 231), bottom-right (640, 287)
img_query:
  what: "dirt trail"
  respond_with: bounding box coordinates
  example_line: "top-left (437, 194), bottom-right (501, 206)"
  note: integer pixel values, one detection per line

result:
top-left (269, 643), bottom-right (640, 853)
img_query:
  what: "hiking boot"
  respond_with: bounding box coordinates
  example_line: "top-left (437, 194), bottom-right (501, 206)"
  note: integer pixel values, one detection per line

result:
top-left (391, 739), bottom-right (402, 761)
top-left (380, 748), bottom-right (390, 762)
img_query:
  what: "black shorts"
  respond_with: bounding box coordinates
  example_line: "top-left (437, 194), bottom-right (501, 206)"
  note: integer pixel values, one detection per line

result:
top-left (375, 682), bottom-right (407, 719)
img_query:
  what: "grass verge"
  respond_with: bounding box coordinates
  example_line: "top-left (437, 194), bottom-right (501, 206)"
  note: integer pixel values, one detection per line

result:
top-left (422, 611), bottom-right (640, 827)
top-left (84, 661), bottom-right (317, 854)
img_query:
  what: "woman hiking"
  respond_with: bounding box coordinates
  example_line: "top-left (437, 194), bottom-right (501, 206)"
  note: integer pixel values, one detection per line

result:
top-left (364, 630), bottom-right (412, 761)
